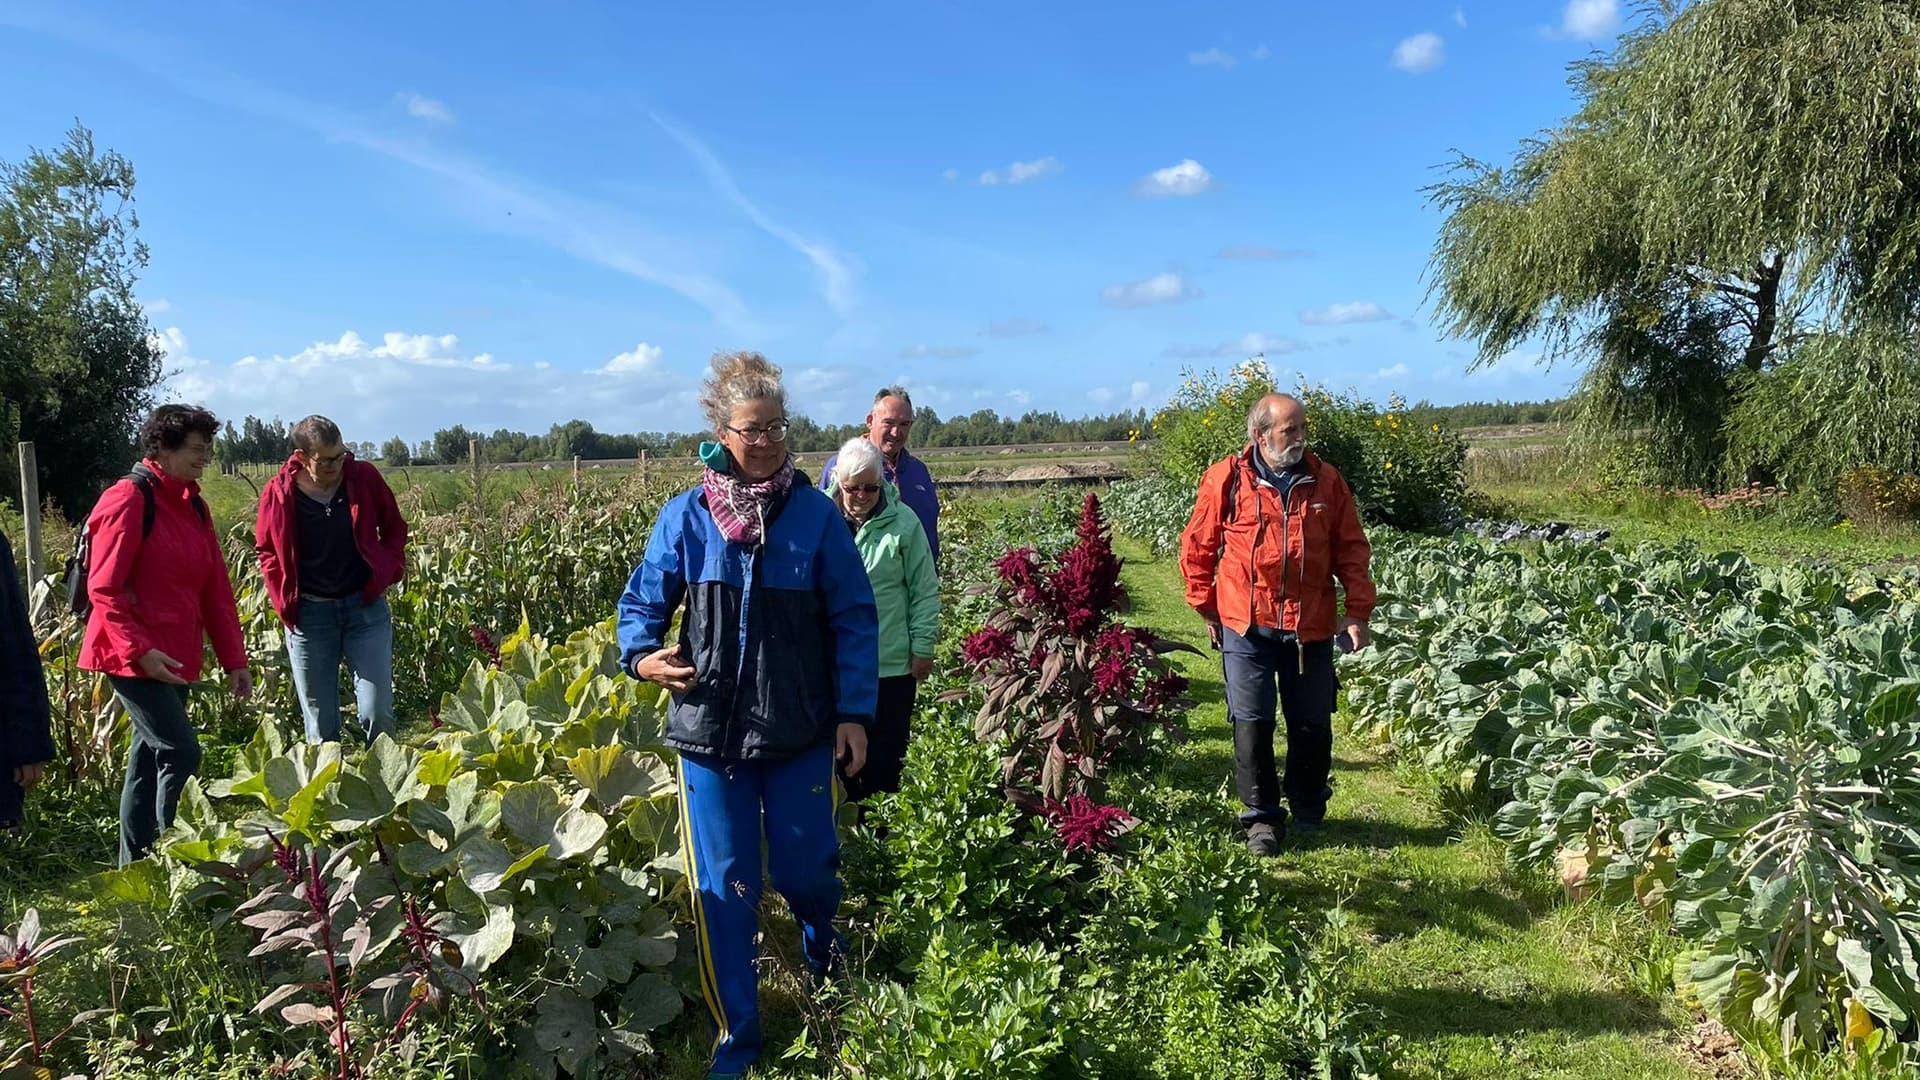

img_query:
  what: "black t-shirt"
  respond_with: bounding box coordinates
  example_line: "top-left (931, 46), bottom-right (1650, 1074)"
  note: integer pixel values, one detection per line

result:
top-left (296, 486), bottom-right (370, 600)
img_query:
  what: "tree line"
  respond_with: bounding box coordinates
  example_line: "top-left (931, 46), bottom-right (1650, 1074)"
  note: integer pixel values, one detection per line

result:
top-left (217, 408), bottom-right (1153, 467)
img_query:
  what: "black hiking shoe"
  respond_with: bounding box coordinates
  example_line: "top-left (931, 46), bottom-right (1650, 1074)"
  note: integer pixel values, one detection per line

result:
top-left (1246, 821), bottom-right (1284, 856)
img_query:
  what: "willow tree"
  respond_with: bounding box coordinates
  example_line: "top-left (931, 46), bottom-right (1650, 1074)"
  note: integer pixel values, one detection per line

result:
top-left (1427, 0), bottom-right (1920, 486)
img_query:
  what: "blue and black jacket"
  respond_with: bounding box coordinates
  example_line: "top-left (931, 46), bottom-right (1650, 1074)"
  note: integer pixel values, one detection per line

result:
top-left (617, 480), bottom-right (880, 761)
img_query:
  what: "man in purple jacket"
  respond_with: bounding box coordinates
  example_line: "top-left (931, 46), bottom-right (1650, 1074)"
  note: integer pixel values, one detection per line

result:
top-left (820, 386), bottom-right (940, 563)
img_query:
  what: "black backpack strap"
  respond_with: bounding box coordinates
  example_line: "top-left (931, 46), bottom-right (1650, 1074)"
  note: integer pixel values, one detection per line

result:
top-left (127, 464), bottom-right (160, 538)
top-left (1220, 453), bottom-right (1242, 526)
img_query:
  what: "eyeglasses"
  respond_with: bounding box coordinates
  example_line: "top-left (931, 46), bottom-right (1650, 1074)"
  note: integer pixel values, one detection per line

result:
top-left (725, 420), bottom-right (790, 445)
top-left (845, 483), bottom-right (882, 495)
top-left (307, 452), bottom-right (347, 467)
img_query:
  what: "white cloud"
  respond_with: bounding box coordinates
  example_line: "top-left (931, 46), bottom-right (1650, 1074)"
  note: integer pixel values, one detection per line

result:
top-left (1299, 301), bottom-right (1394, 325)
top-left (941, 168), bottom-right (959, 182)
top-left (792, 365), bottom-right (857, 395)
top-left (899, 344), bottom-right (979, 360)
top-left (150, 326), bottom-right (203, 370)
top-left (1393, 32), bottom-right (1445, 73)
top-left (977, 156), bottom-right (1063, 186)
top-left (651, 111), bottom-right (857, 317)
top-left (399, 92), bottom-right (455, 125)
top-left (144, 298), bottom-right (173, 316)
top-left (1216, 244), bottom-right (1310, 261)
top-left (985, 317), bottom-right (1049, 338)
top-left (1373, 363), bottom-right (1410, 380)
top-left (1563, 0), bottom-right (1619, 38)
top-left (1188, 48), bottom-right (1236, 70)
top-left (1129, 380), bottom-right (1153, 404)
top-left (1088, 386), bottom-right (1116, 404)
top-left (1453, 8), bottom-right (1468, 27)
top-left (161, 327), bottom-right (701, 442)
top-left (602, 341), bottom-right (664, 374)
top-left (1469, 350), bottom-right (1549, 383)
top-left (1006, 389), bottom-right (1032, 407)
top-left (1251, 43), bottom-right (1271, 61)
top-left (1136, 159), bottom-right (1216, 198)
top-left (1164, 331), bottom-right (1310, 360)
top-left (1101, 271), bottom-right (1199, 308)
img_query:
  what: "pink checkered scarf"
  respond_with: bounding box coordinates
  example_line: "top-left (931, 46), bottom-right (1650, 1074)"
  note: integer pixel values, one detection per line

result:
top-left (702, 456), bottom-right (796, 545)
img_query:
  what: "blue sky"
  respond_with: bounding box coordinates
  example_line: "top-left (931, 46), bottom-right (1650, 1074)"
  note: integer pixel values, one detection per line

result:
top-left (0, 1), bottom-right (1626, 443)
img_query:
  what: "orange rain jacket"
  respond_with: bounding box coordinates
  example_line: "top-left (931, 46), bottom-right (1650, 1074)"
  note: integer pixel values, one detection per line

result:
top-left (1178, 446), bottom-right (1376, 641)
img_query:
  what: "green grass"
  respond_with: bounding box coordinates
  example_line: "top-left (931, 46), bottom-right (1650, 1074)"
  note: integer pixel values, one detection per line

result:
top-left (1480, 482), bottom-right (1920, 573)
top-left (1113, 536), bottom-right (1709, 1080)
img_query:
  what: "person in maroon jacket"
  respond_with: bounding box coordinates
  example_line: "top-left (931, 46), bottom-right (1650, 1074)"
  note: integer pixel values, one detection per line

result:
top-left (80, 404), bottom-right (252, 864)
top-left (254, 416), bottom-right (408, 745)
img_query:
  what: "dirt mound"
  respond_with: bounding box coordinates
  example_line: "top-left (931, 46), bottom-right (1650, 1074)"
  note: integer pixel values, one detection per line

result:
top-left (1006, 464), bottom-right (1077, 482)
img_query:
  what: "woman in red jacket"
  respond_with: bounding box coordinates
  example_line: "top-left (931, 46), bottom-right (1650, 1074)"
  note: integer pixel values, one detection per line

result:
top-left (81, 404), bottom-right (252, 864)
top-left (253, 416), bottom-right (408, 745)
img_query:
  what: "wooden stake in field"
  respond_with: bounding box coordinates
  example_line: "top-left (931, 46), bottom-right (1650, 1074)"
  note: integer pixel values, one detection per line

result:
top-left (572, 455), bottom-right (581, 498)
top-left (638, 448), bottom-right (649, 487)
top-left (469, 438), bottom-right (481, 508)
top-left (16, 441), bottom-right (42, 587)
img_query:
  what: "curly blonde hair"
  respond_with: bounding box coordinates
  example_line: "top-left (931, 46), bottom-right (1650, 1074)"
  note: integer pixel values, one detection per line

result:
top-left (700, 350), bottom-right (787, 433)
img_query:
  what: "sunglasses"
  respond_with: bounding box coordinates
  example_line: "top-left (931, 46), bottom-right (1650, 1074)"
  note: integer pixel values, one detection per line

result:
top-left (845, 483), bottom-right (882, 495)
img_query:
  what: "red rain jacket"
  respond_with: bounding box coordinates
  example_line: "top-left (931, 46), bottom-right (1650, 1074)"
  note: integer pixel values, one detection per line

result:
top-left (79, 462), bottom-right (247, 680)
top-left (254, 454), bottom-right (409, 627)
top-left (1179, 447), bottom-right (1376, 641)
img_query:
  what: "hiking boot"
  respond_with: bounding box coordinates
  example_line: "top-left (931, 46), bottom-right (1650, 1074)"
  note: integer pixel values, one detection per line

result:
top-left (1246, 820), bottom-right (1283, 856)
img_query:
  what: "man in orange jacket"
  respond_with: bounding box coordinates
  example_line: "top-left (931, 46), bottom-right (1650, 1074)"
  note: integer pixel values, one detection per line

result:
top-left (1178, 393), bottom-right (1375, 855)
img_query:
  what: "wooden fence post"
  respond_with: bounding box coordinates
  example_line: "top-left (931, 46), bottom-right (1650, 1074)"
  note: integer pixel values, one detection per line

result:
top-left (639, 449), bottom-right (649, 486)
top-left (468, 439), bottom-right (481, 507)
top-left (16, 441), bottom-right (42, 586)
top-left (572, 455), bottom-right (581, 497)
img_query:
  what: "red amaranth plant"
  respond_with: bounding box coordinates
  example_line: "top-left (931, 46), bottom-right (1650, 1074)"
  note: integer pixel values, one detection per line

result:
top-left (241, 835), bottom-right (471, 1080)
top-left (468, 623), bottom-right (502, 667)
top-left (0, 909), bottom-right (95, 1066)
top-left (950, 493), bottom-right (1198, 801)
top-left (1042, 796), bottom-right (1139, 852)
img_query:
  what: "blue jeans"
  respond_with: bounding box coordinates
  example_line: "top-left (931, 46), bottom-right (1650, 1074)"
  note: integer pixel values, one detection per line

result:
top-left (285, 594), bottom-right (394, 744)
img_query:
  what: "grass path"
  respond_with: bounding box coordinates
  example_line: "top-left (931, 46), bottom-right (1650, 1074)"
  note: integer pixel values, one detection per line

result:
top-left (1114, 536), bottom-right (1711, 1080)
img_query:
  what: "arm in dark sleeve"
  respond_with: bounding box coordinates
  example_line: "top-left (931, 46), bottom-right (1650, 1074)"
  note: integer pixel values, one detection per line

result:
top-left (0, 531), bottom-right (54, 767)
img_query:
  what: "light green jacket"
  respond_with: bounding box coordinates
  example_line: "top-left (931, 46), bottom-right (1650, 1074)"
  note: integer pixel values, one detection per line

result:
top-left (832, 483), bottom-right (940, 677)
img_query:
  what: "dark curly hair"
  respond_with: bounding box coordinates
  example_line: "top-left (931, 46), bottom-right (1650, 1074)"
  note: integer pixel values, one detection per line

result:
top-left (139, 404), bottom-right (220, 457)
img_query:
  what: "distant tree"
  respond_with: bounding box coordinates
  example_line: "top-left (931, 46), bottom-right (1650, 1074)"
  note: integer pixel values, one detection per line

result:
top-left (381, 436), bottom-right (411, 466)
top-left (0, 125), bottom-right (164, 516)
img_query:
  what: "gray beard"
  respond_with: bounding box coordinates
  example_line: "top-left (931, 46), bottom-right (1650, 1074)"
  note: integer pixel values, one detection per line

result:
top-left (1266, 443), bottom-right (1305, 469)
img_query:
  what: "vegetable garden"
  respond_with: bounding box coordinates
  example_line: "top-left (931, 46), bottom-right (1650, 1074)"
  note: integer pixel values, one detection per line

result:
top-left (7, 419), bottom-right (1920, 1077)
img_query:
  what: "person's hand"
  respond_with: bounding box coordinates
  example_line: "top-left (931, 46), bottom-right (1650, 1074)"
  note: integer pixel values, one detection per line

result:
top-left (1337, 618), bottom-right (1371, 654)
top-left (14, 762), bottom-right (46, 792)
top-left (229, 667), bottom-right (254, 700)
top-left (137, 649), bottom-right (189, 685)
top-left (1204, 616), bottom-right (1223, 650)
top-left (836, 723), bottom-right (868, 777)
top-left (634, 647), bottom-right (697, 693)
top-left (910, 656), bottom-right (935, 681)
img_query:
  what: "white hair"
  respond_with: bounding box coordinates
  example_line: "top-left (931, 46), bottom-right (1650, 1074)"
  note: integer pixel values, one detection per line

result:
top-left (1247, 393), bottom-right (1304, 442)
top-left (833, 437), bottom-right (886, 487)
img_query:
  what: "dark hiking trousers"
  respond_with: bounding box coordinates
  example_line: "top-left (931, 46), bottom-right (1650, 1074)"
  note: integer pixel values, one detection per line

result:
top-left (843, 675), bottom-right (916, 802)
top-left (112, 676), bottom-right (198, 865)
top-left (1223, 626), bottom-right (1337, 828)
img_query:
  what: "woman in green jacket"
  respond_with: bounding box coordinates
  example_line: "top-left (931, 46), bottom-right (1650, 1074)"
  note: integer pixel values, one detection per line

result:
top-left (828, 437), bottom-right (940, 799)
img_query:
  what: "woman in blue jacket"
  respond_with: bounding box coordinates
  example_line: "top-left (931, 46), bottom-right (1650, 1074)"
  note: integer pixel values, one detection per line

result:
top-left (618, 351), bottom-right (878, 1080)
